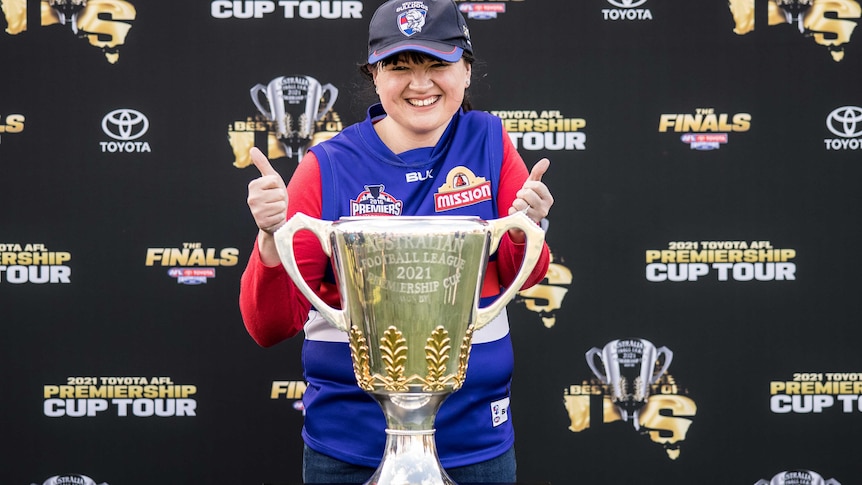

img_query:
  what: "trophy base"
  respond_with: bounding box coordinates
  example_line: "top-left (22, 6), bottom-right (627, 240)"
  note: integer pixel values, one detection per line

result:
top-left (366, 428), bottom-right (456, 485)
top-left (367, 392), bottom-right (456, 485)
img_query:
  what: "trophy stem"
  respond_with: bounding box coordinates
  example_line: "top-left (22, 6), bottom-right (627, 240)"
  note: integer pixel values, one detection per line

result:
top-left (367, 393), bottom-right (456, 485)
top-left (367, 429), bottom-right (456, 485)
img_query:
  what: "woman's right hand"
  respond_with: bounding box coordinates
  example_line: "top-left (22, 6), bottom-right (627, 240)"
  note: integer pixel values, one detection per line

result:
top-left (247, 147), bottom-right (288, 265)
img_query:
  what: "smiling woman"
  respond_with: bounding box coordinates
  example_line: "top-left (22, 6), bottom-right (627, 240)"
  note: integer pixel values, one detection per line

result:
top-left (239, 0), bottom-right (555, 483)
top-left (366, 53), bottom-right (472, 153)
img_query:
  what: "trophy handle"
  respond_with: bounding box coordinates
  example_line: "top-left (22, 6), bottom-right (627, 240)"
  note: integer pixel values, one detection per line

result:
top-left (273, 212), bottom-right (350, 332)
top-left (753, 481), bottom-right (769, 485)
top-left (315, 84), bottom-right (338, 121)
top-left (250, 83), bottom-right (273, 119)
top-left (650, 346), bottom-right (674, 383)
top-left (585, 348), bottom-right (609, 383)
top-left (474, 211), bottom-right (545, 330)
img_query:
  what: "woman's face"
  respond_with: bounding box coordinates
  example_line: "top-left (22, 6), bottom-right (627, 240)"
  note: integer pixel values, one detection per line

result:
top-left (372, 54), bottom-right (471, 143)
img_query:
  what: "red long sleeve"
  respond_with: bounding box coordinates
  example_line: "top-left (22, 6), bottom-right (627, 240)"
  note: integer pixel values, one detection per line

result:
top-left (239, 153), bottom-right (333, 347)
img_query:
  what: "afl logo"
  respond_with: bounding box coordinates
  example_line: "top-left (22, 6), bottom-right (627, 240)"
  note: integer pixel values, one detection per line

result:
top-left (826, 106), bottom-right (862, 138)
top-left (102, 108), bottom-right (149, 141)
top-left (606, 0), bottom-right (648, 7)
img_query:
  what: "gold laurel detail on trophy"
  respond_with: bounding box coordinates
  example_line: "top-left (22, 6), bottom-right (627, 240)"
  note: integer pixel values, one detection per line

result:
top-left (614, 376), bottom-right (628, 402)
top-left (453, 326), bottom-right (475, 391)
top-left (633, 375), bottom-right (644, 399)
top-left (348, 325), bottom-right (374, 392)
top-left (423, 326), bottom-right (452, 392)
top-left (298, 113), bottom-right (310, 139)
top-left (380, 326), bottom-right (409, 392)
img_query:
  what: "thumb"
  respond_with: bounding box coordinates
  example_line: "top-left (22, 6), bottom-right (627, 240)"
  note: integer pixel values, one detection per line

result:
top-left (528, 158), bottom-right (550, 182)
top-left (250, 146), bottom-right (278, 177)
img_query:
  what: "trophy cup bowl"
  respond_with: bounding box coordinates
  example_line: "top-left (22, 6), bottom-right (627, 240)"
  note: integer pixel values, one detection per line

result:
top-left (585, 338), bottom-right (673, 429)
top-left (274, 212), bottom-right (545, 485)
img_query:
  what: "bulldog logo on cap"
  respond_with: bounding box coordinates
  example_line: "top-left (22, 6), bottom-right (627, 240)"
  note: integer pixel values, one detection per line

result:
top-left (398, 8), bottom-right (427, 36)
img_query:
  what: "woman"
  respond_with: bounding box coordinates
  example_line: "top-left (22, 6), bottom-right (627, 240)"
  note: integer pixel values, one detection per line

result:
top-left (240, 0), bottom-right (554, 482)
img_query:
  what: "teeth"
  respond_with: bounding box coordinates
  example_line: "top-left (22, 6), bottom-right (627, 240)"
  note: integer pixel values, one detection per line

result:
top-left (408, 96), bottom-right (439, 107)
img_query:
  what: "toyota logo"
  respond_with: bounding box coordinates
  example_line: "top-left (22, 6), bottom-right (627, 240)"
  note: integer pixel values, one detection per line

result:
top-left (101, 108), bottom-right (149, 141)
top-left (607, 0), bottom-right (648, 8)
top-left (826, 106), bottom-right (862, 138)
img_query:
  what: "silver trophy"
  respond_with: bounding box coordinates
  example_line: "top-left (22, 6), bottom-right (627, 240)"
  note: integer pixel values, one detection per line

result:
top-left (49, 0), bottom-right (86, 34)
top-left (776, 0), bottom-right (813, 33)
top-left (755, 470), bottom-right (841, 485)
top-left (250, 75), bottom-right (338, 161)
top-left (585, 338), bottom-right (673, 429)
top-left (274, 212), bottom-right (545, 485)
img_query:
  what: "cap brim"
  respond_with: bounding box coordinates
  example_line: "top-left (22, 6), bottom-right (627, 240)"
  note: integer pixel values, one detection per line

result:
top-left (368, 42), bottom-right (463, 64)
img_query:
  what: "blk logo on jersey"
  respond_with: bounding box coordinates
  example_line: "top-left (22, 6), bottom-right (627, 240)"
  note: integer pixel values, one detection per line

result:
top-left (350, 185), bottom-right (404, 216)
top-left (434, 167), bottom-right (492, 212)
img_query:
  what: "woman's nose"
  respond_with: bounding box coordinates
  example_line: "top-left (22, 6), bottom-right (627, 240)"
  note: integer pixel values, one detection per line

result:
top-left (409, 70), bottom-right (433, 89)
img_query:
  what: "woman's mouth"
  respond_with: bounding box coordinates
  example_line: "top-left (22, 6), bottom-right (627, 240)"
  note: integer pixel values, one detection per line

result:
top-left (407, 95), bottom-right (440, 107)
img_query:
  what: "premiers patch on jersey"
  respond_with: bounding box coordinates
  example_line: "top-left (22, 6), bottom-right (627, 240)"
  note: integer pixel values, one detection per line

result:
top-left (350, 184), bottom-right (404, 216)
top-left (434, 166), bottom-right (492, 212)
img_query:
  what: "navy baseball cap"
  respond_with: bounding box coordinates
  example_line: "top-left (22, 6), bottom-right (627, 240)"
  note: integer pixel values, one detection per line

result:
top-left (368, 0), bottom-right (473, 64)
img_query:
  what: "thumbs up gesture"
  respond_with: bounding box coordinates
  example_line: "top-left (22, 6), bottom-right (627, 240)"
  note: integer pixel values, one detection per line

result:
top-left (247, 147), bottom-right (288, 235)
top-left (507, 158), bottom-right (553, 243)
top-left (508, 158), bottom-right (553, 222)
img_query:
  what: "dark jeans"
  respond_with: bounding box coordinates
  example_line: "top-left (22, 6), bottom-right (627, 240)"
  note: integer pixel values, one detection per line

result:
top-left (303, 444), bottom-right (516, 484)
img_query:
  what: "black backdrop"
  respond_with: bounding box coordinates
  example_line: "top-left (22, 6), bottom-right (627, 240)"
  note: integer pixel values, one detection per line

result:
top-left (2, 1), bottom-right (861, 484)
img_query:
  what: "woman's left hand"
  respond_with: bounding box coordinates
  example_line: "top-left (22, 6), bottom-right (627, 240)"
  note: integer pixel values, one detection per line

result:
top-left (508, 158), bottom-right (553, 242)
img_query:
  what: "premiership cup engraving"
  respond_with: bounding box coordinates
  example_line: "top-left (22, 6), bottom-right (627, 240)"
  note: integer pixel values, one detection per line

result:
top-left (586, 338), bottom-right (673, 428)
top-left (250, 75), bottom-right (338, 160)
top-left (275, 212), bottom-right (544, 485)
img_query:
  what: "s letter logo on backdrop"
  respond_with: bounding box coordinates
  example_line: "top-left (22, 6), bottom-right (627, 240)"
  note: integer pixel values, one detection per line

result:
top-left (0, 112), bottom-right (25, 145)
top-left (728, 0), bottom-right (861, 62)
top-left (1, 0), bottom-right (137, 63)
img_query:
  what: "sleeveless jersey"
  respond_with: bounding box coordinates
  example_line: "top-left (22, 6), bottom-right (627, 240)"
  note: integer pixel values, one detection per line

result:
top-left (301, 104), bottom-right (516, 468)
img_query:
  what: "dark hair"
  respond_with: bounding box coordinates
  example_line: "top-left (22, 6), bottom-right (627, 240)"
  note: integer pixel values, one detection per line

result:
top-left (359, 51), bottom-right (476, 112)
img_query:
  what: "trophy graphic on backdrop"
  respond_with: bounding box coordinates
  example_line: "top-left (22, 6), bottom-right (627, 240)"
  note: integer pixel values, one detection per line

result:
top-left (275, 212), bottom-right (545, 485)
top-left (250, 75), bottom-right (338, 161)
top-left (776, 0), bottom-right (813, 33)
top-left (49, 0), bottom-right (86, 33)
top-left (755, 469), bottom-right (841, 485)
top-left (586, 338), bottom-right (673, 429)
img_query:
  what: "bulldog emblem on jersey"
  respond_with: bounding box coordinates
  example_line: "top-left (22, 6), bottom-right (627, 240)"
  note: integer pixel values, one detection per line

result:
top-left (351, 184), bottom-right (404, 216)
top-left (434, 166), bottom-right (492, 212)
